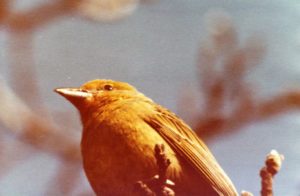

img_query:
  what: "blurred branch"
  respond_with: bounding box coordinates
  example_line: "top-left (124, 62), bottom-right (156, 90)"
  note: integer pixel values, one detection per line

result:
top-left (0, 0), bottom-right (145, 163)
top-left (3, 0), bottom-right (141, 32)
top-left (192, 11), bottom-right (300, 140)
top-left (5, 0), bottom-right (75, 32)
top-left (7, 32), bottom-right (45, 112)
top-left (76, 0), bottom-right (139, 22)
top-left (0, 0), bottom-right (9, 24)
top-left (0, 80), bottom-right (81, 161)
top-left (0, 79), bottom-right (84, 194)
top-left (0, 0), bottom-right (150, 194)
top-left (257, 92), bottom-right (300, 118)
top-left (196, 91), bottom-right (300, 139)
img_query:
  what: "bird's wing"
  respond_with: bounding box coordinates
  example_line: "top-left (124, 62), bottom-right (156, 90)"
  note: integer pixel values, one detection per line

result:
top-left (143, 104), bottom-right (237, 195)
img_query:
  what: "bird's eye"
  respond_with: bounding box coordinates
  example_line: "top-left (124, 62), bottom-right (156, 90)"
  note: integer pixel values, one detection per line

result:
top-left (103, 84), bottom-right (113, 91)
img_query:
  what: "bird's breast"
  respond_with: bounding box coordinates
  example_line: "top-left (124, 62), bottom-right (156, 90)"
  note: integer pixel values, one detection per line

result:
top-left (80, 106), bottom-right (182, 195)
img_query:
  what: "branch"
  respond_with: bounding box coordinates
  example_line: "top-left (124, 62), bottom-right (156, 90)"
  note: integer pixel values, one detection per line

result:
top-left (4, 1), bottom-right (74, 32)
top-left (134, 144), bottom-right (175, 196)
top-left (196, 91), bottom-right (300, 140)
top-left (260, 150), bottom-right (284, 196)
top-left (0, 80), bottom-right (81, 162)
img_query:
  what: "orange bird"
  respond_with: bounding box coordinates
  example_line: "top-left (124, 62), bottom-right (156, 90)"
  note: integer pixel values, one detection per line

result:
top-left (55, 79), bottom-right (237, 196)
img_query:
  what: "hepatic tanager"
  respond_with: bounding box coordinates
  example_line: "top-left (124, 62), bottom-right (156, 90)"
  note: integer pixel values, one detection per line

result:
top-left (55, 79), bottom-right (237, 196)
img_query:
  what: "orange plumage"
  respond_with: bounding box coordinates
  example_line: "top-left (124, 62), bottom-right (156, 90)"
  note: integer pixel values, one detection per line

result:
top-left (55, 79), bottom-right (237, 196)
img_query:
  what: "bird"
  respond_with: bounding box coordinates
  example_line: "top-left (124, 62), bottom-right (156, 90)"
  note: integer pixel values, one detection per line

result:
top-left (55, 79), bottom-right (238, 196)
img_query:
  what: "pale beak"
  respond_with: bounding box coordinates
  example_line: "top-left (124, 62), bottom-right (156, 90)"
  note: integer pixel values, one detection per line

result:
top-left (54, 88), bottom-right (93, 108)
top-left (55, 88), bottom-right (92, 98)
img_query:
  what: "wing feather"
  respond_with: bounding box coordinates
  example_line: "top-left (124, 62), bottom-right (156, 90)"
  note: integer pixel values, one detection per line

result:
top-left (143, 104), bottom-right (237, 195)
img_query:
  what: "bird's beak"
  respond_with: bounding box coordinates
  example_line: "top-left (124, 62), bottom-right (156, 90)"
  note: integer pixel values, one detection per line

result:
top-left (55, 88), bottom-right (92, 98)
top-left (54, 87), bottom-right (93, 108)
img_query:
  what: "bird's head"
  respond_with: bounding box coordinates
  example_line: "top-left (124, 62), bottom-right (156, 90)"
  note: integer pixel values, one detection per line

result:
top-left (55, 79), bottom-right (138, 111)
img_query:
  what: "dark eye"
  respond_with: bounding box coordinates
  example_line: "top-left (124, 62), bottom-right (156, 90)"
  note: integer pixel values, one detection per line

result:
top-left (103, 84), bottom-right (113, 91)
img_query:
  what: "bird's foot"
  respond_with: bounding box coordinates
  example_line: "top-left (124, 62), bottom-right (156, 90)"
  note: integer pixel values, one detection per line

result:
top-left (134, 144), bottom-right (175, 196)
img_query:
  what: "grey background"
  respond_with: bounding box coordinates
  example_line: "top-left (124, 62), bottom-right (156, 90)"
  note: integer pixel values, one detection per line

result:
top-left (0, 0), bottom-right (300, 195)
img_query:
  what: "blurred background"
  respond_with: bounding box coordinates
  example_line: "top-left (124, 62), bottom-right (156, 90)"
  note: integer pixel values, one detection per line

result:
top-left (0, 0), bottom-right (299, 195)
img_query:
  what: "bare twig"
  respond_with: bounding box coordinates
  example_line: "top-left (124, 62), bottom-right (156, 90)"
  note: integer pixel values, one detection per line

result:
top-left (241, 190), bottom-right (254, 196)
top-left (260, 150), bottom-right (284, 196)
